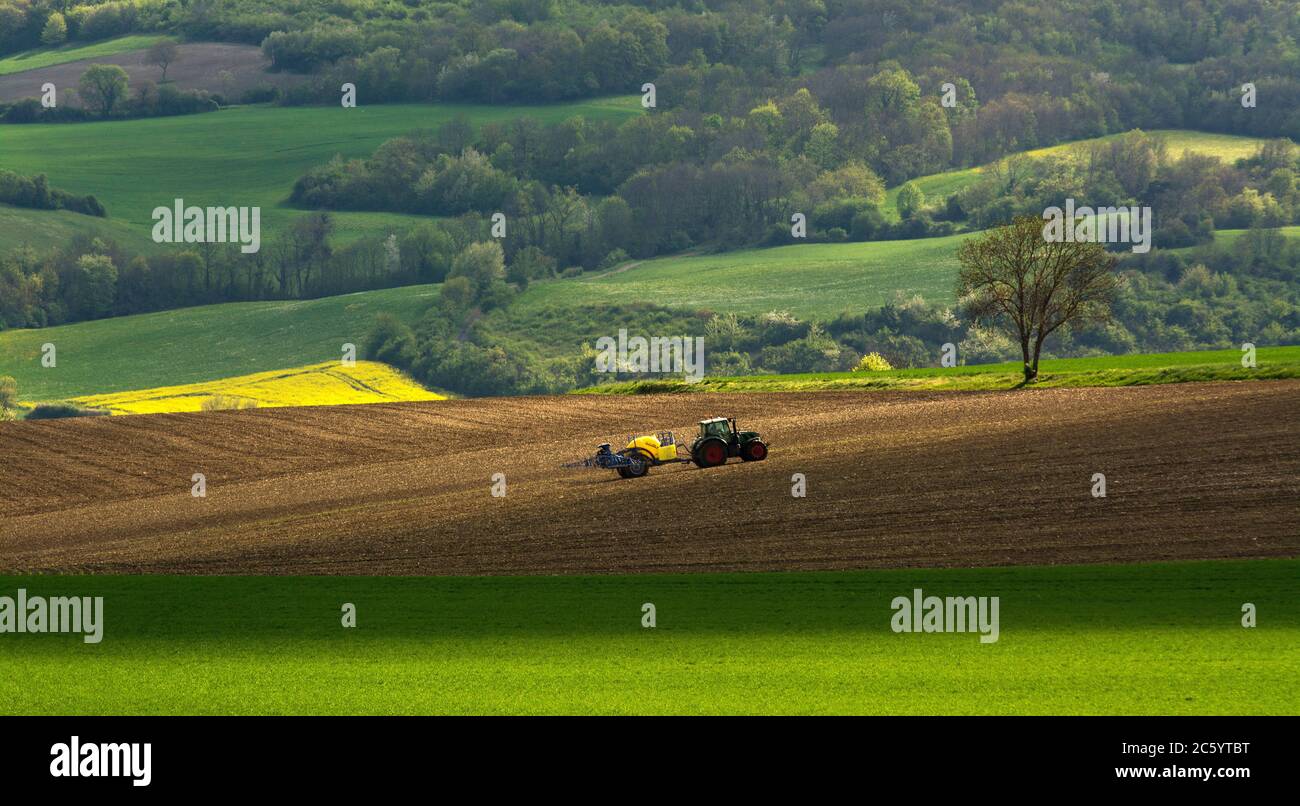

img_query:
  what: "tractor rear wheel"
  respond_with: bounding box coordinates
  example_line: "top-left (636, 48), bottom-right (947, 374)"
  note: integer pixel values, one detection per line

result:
top-left (741, 440), bottom-right (768, 461)
top-left (694, 439), bottom-right (727, 468)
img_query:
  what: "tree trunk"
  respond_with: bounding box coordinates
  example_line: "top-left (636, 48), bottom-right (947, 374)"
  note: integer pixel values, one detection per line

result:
top-left (1029, 335), bottom-right (1046, 382)
top-left (1020, 336), bottom-right (1035, 383)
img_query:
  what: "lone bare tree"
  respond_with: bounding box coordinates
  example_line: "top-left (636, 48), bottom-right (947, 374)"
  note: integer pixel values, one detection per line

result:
top-left (145, 39), bottom-right (181, 83)
top-left (957, 215), bottom-right (1121, 383)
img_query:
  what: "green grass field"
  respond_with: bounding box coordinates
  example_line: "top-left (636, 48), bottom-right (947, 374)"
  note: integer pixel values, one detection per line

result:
top-left (0, 229), bottom-right (971, 402)
top-left (579, 346), bottom-right (1300, 394)
top-left (0, 559), bottom-right (1293, 714)
top-left (882, 129), bottom-right (1277, 218)
top-left (0, 35), bottom-right (168, 76)
top-left (518, 233), bottom-right (970, 319)
top-left (0, 203), bottom-right (162, 254)
top-left (0, 285), bottom-right (438, 400)
top-left (1187, 225), bottom-right (1300, 252)
top-left (6, 269), bottom-right (1294, 404)
top-left (0, 96), bottom-right (641, 251)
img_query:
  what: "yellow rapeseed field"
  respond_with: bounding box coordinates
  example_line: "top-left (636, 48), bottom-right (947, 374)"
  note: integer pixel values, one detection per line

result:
top-left (71, 361), bottom-right (444, 415)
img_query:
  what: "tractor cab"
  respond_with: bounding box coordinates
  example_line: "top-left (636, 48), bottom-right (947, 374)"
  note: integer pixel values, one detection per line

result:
top-left (698, 417), bottom-right (735, 440)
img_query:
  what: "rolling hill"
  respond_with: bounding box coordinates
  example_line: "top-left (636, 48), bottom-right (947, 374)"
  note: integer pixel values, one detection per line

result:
top-left (577, 346), bottom-right (1300, 394)
top-left (882, 129), bottom-right (1279, 219)
top-left (0, 41), bottom-right (302, 106)
top-left (0, 285), bottom-right (438, 400)
top-left (516, 234), bottom-right (971, 320)
top-left (2, 232), bottom-right (972, 402)
top-left (0, 203), bottom-right (158, 254)
top-left (8, 226), bottom-right (1296, 406)
top-left (68, 360), bottom-right (443, 413)
top-left (0, 34), bottom-right (168, 76)
top-left (1184, 225), bottom-right (1300, 252)
top-left (2, 380), bottom-right (1295, 576)
top-left (0, 96), bottom-right (643, 252)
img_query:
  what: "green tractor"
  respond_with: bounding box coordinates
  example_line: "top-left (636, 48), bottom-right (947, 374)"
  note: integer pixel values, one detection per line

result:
top-left (689, 417), bottom-right (768, 468)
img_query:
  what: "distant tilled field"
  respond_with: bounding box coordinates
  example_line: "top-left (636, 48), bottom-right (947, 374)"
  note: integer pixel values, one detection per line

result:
top-left (0, 43), bottom-right (303, 104)
top-left (0, 381), bottom-right (1297, 574)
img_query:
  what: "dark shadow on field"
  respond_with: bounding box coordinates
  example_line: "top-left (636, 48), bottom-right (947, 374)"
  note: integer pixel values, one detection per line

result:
top-left (0, 560), bottom-right (1294, 642)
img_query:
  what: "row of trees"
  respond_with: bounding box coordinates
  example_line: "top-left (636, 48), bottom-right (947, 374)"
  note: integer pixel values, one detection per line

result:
top-left (0, 171), bottom-right (105, 217)
top-left (941, 133), bottom-right (1300, 245)
top-left (355, 216), bottom-right (1300, 396)
top-left (3, 202), bottom-right (1296, 395)
top-left (288, 105), bottom-right (957, 269)
top-left (290, 115), bottom-right (1300, 276)
top-left (0, 0), bottom-right (165, 54)
top-left (1, 63), bottom-right (217, 123)
top-left (0, 210), bottom-right (533, 330)
top-left (3, 101), bottom-right (1296, 373)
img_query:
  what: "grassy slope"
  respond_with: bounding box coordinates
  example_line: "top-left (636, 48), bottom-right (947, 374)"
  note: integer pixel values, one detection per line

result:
top-left (68, 360), bottom-right (443, 413)
top-left (518, 233), bottom-right (971, 319)
top-left (517, 128), bottom-right (1287, 324)
top-left (480, 300), bottom-right (708, 365)
top-left (0, 203), bottom-right (162, 254)
top-left (578, 346), bottom-right (1300, 394)
top-left (0, 96), bottom-right (642, 251)
top-left (1179, 225), bottom-right (1300, 252)
top-left (7, 288), bottom-right (1295, 405)
top-left (883, 129), bottom-right (1278, 218)
top-left (0, 35), bottom-right (167, 76)
top-left (0, 285), bottom-right (438, 400)
top-left (1, 221), bottom-right (964, 402)
top-left (0, 560), bottom-right (1293, 715)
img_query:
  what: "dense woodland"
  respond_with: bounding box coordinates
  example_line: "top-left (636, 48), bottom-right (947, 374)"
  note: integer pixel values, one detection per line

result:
top-left (2, 1), bottom-right (1300, 394)
top-left (5, 1), bottom-right (1300, 142)
top-left (289, 118), bottom-right (1300, 260)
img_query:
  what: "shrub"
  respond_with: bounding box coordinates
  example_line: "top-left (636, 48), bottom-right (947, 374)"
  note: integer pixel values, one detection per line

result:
top-left (365, 313), bottom-right (417, 367)
top-left (0, 171), bottom-right (106, 217)
top-left (448, 240), bottom-right (506, 292)
top-left (240, 84), bottom-right (281, 105)
top-left (598, 248), bottom-right (630, 270)
top-left (200, 395), bottom-right (258, 411)
top-left (0, 375), bottom-right (16, 412)
top-left (896, 181), bottom-right (926, 219)
top-left (41, 12), bottom-right (67, 46)
top-left (853, 352), bottom-right (893, 372)
top-left (25, 403), bottom-right (110, 420)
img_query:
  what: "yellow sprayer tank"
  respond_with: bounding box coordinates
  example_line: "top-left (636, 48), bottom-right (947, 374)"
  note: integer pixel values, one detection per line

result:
top-left (624, 433), bottom-right (681, 463)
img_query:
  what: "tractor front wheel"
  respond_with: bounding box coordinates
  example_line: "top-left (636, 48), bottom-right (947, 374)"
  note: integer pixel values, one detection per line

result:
top-left (694, 439), bottom-right (727, 468)
top-left (741, 440), bottom-right (768, 461)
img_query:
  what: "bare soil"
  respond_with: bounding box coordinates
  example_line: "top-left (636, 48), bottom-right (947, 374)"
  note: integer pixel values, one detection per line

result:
top-left (0, 381), bottom-right (1296, 575)
top-left (0, 43), bottom-right (305, 105)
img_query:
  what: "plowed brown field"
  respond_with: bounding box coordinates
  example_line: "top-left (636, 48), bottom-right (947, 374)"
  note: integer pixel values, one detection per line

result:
top-left (1, 381), bottom-right (1297, 575)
